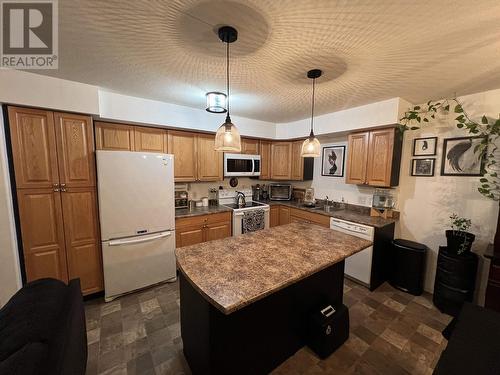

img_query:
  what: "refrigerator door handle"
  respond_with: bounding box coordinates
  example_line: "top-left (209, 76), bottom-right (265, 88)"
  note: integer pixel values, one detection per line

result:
top-left (109, 232), bottom-right (172, 246)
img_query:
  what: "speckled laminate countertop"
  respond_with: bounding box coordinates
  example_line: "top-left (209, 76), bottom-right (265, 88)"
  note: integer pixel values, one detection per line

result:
top-left (175, 222), bottom-right (372, 314)
top-left (264, 200), bottom-right (397, 228)
top-left (175, 205), bottom-right (232, 218)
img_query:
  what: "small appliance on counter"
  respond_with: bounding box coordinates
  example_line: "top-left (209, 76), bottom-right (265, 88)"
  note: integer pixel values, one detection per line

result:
top-left (372, 188), bottom-right (395, 209)
top-left (252, 184), bottom-right (264, 201)
top-left (371, 188), bottom-right (396, 219)
top-left (208, 188), bottom-right (219, 207)
top-left (292, 187), bottom-right (306, 203)
top-left (174, 190), bottom-right (188, 209)
top-left (269, 183), bottom-right (292, 201)
top-left (303, 188), bottom-right (316, 207)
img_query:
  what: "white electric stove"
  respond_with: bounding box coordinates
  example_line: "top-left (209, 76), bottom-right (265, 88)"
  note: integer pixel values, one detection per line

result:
top-left (219, 189), bottom-right (270, 236)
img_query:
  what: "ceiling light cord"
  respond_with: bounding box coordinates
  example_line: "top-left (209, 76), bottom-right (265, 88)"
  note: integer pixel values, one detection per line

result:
top-left (310, 77), bottom-right (316, 137)
top-left (226, 40), bottom-right (230, 119)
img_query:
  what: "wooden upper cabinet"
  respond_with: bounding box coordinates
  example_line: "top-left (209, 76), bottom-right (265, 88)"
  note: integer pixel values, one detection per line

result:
top-left (259, 140), bottom-right (271, 180)
top-left (61, 187), bottom-right (103, 295)
top-left (291, 141), bottom-right (304, 180)
top-left (346, 128), bottom-right (402, 187)
top-left (16, 188), bottom-right (68, 283)
top-left (95, 122), bottom-right (135, 151)
top-left (8, 106), bottom-right (59, 189)
top-left (346, 132), bottom-right (369, 185)
top-left (54, 112), bottom-right (96, 188)
top-left (366, 128), bottom-right (395, 187)
top-left (168, 130), bottom-right (197, 182)
top-left (134, 126), bottom-right (168, 153)
top-left (241, 138), bottom-right (260, 154)
top-left (197, 134), bottom-right (223, 181)
top-left (271, 142), bottom-right (292, 180)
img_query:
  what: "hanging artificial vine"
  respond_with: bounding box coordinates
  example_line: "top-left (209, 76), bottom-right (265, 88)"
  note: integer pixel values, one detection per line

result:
top-left (399, 98), bottom-right (499, 201)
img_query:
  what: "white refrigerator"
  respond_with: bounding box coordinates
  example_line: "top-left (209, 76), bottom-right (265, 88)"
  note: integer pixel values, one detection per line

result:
top-left (96, 150), bottom-right (176, 302)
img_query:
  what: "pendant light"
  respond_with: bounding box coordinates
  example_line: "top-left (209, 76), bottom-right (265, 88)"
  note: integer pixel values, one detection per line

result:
top-left (206, 91), bottom-right (227, 113)
top-left (214, 26), bottom-right (241, 152)
top-left (301, 69), bottom-right (322, 157)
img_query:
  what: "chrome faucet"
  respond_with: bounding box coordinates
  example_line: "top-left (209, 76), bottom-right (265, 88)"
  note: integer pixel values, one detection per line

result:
top-left (235, 191), bottom-right (246, 207)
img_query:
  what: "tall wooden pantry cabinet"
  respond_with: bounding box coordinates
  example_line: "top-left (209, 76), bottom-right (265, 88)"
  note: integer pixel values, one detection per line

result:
top-left (8, 106), bottom-right (103, 295)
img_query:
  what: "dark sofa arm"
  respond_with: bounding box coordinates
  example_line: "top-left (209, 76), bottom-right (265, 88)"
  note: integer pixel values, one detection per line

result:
top-left (433, 303), bottom-right (500, 375)
top-left (44, 279), bottom-right (87, 375)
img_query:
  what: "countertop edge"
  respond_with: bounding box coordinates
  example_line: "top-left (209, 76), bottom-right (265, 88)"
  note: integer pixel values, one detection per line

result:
top-left (176, 234), bottom-right (372, 315)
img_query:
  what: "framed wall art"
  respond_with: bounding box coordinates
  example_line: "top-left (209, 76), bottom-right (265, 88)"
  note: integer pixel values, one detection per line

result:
top-left (441, 136), bottom-right (487, 176)
top-left (413, 136), bottom-right (437, 156)
top-left (411, 158), bottom-right (435, 177)
top-left (321, 145), bottom-right (345, 177)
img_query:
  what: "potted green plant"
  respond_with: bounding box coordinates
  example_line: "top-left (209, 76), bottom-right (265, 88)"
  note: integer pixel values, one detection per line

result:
top-left (446, 214), bottom-right (475, 255)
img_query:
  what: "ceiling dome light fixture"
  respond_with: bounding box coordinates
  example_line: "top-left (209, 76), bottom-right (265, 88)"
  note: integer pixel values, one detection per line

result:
top-left (301, 69), bottom-right (322, 158)
top-left (214, 26), bottom-right (241, 152)
top-left (206, 91), bottom-right (227, 113)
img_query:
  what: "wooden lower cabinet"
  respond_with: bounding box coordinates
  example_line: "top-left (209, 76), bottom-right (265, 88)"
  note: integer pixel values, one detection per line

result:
top-left (270, 205), bottom-right (330, 228)
top-left (61, 187), bottom-right (103, 295)
top-left (17, 188), bottom-right (68, 283)
top-left (270, 206), bottom-right (280, 227)
top-left (205, 221), bottom-right (232, 242)
top-left (279, 206), bottom-right (291, 225)
top-left (175, 212), bottom-right (232, 248)
top-left (176, 225), bottom-right (205, 248)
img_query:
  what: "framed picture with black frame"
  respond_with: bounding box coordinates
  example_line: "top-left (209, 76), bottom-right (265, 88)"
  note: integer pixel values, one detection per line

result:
top-left (411, 158), bottom-right (435, 177)
top-left (441, 136), bottom-right (487, 176)
top-left (321, 145), bottom-right (346, 177)
top-left (413, 136), bottom-right (437, 156)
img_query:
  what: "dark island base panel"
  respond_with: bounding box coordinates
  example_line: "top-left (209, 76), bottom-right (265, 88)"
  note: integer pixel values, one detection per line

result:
top-left (179, 261), bottom-right (345, 375)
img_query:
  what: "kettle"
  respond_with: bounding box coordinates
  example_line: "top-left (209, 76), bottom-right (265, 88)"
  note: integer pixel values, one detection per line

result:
top-left (303, 188), bottom-right (315, 207)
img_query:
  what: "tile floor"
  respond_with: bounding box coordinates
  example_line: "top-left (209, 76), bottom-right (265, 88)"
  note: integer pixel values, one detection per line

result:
top-left (85, 279), bottom-right (452, 375)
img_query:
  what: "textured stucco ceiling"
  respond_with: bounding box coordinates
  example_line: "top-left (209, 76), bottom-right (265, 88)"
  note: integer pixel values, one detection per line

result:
top-left (35, 0), bottom-right (500, 123)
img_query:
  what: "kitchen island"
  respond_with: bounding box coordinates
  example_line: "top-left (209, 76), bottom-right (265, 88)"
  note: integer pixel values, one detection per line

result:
top-left (176, 222), bottom-right (372, 374)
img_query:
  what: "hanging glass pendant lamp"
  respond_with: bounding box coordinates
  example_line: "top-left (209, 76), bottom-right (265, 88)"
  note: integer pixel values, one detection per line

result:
top-left (301, 69), bottom-right (322, 157)
top-left (214, 26), bottom-right (241, 152)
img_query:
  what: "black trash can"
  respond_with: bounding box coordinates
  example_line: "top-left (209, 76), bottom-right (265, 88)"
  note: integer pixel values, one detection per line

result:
top-left (390, 239), bottom-right (427, 296)
top-left (306, 304), bottom-right (349, 359)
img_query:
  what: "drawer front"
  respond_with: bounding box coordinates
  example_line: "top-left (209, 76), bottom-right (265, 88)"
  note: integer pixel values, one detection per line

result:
top-left (206, 212), bottom-right (231, 225)
top-left (290, 208), bottom-right (330, 227)
top-left (175, 215), bottom-right (207, 228)
top-left (175, 212), bottom-right (232, 229)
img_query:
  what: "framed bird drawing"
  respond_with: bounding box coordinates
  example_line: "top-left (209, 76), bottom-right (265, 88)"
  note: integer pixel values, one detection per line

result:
top-left (321, 145), bottom-right (345, 177)
top-left (441, 136), bottom-right (487, 176)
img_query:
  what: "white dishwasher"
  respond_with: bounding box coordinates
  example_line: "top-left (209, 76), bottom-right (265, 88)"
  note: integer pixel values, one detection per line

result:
top-left (330, 218), bottom-right (374, 287)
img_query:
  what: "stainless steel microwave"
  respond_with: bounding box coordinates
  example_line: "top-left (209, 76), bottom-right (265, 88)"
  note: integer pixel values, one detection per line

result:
top-left (224, 153), bottom-right (261, 177)
top-left (269, 183), bottom-right (292, 201)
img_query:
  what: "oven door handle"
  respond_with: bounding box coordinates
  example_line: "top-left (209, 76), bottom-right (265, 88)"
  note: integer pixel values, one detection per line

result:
top-left (251, 159), bottom-right (255, 174)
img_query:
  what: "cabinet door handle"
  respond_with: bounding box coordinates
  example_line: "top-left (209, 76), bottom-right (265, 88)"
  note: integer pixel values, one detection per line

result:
top-left (61, 188), bottom-right (67, 192)
top-left (60, 183), bottom-right (66, 187)
top-left (53, 188), bottom-right (60, 192)
top-left (53, 183), bottom-right (60, 188)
